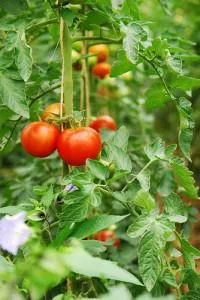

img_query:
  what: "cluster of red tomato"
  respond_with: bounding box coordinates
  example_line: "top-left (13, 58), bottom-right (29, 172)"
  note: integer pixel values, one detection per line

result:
top-left (89, 44), bottom-right (111, 79)
top-left (93, 229), bottom-right (120, 249)
top-left (21, 103), bottom-right (116, 166)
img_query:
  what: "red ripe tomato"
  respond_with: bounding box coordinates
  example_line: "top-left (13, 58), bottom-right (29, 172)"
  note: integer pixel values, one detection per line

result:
top-left (89, 115), bottom-right (117, 132)
top-left (92, 62), bottom-right (111, 79)
top-left (21, 121), bottom-right (60, 157)
top-left (57, 127), bottom-right (102, 166)
top-left (89, 44), bottom-right (109, 63)
top-left (93, 230), bottom-right (115, 242)
top-left (41, 103), bottom-right (64, 121)
top-left (114, 238), bottom-right (120, 249)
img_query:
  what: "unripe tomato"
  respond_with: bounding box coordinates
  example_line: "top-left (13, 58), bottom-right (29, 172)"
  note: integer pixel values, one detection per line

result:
top-left (89, 116), bottom-right (117, 132)
top-left (88, 55), bottom-right (98, 66)
top-left (72, 49), bottom-right (81, 63)
top-left (93, 230), bottom-right (115, 242)
top-left (89, 44), bottom-right (109, 63)
top-left (92, 62), bottom-right (111, 79)
top-left (21, 121), bottom-right (60, 157)
top-left (41, 103), bottom-right (64, 121)
top-left (57, 127), bottom-right (102, 166)
top-left (73, 41), bottom-right (83, 52)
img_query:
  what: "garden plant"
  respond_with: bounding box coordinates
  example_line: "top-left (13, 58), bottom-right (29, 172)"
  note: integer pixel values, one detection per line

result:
top-left (0, 0), bottom-right (200, 299)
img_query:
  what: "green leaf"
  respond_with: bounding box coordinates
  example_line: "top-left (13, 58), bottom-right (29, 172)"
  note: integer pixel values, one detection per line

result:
top-left (181, 239), bottom-right (200, 259)
top-left (159, 0), bottom-right (172, 15)
top-left (91, 189), bottom-right (102, 207)
top-left (0, 0), bottom-right (28, 14)
top-left (15, 31), bottom-right (32, 81)
top-left (70, 215), bottom-right (128, 239)
top-left (127, 214), bottom-right (155, 239)
top-left (0, 255), bottom-right (13, 273)
top-left (101, 284), bottom-right (132, 300)
top-left (172, 76), bottom-right (200, 91)
top-left (60, 8), bottom-right (75, 26)
top-left (145, 85), bottom-right (169, 111)
top-left (166, 52), bottom-right (182, 74)
top-left (112, 126), bottom-right (130, 151)
top-left (180, 287), bottom-right (200, 300)
top-left (164, 193), bottom-right (187, 223)
top-left (64, 246), bottom-right (143, 285)
top-left (0, 70), bottom-right (29, 118)
top-left (134, 189), bottom-right (156, 211)
top-left (171, 158), bottom-right (198, 199)
top-left (137, 170), bottom-right (151, 192)
top-left (41, 186), bottom-right (54, 208)
top-left (138, 231), bottom-right (161, 291)
top-left (145, 138), bottom-right (165, 160)
top-left (177, 98), bottom-right (194, 161)
top-left (121, 23), bottom-right (146, 64)
top-left (111, 50), bottom-right (133, 77)
top-left (86, 159), bottom-right (109, 180)
top-left (61, 194), bottom-right (89, 223)
top-left (81, 240), bottom-right (107, 255)
top-left (158, 169), bottom-right (176, 197)
top-left (105, 145), bottom-right (132, 172)
top-left (52, 224), bottom-right (73, 247)
top-left (0, 205), bottom-right (25, 215)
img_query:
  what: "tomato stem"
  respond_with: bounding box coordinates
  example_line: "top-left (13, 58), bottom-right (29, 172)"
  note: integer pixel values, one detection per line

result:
top-left (81, 33), bottom-right (91, 125)
top-left (60, 18), bottom-right (73, 120)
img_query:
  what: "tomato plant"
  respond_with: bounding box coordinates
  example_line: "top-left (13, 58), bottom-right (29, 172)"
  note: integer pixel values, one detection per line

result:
top-left (0, 0), bottom-right (200, 299)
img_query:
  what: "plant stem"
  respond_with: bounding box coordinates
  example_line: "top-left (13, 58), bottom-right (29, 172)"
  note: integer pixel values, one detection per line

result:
top-left (60, 18), bottom-right (73, 117)
top-left (73, 36), bottom-right (122, 44)
top-left (27, 18), bottom-right (58, 32)
top-left (122, 159), bottom-right (157, 192)
top-left (139, 53), bottom-right (174, 101)
top-left (82, 34), bottom-right (91, 125)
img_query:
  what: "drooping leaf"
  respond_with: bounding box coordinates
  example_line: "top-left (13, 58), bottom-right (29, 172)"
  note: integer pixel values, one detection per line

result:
top-left (15, 30), bottom-right (32, 81)
top-left (138, 231), bottom-right (161, 291)
top-left (121, 23), bottom-right (146, 64)
top-left (0, 70), bottom-right (29, 118)
top-left (170, 158), bottom-right (198, 199)
top-left (177, 97), bottom-right (194, 161)
top-left (64, 246), bottom-right (143, 285)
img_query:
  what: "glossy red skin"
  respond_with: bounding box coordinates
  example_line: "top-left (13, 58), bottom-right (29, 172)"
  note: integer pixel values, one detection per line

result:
top-left (90, 116), bottom-right (117, 132)
top-left (57, 127), bottom-right (102, 166)
top-left (21, 121), bottom-right (60, 157)
top-left (92, 62), bottom-right (111, 79)
top-left (93, 230), bottom-right (115, 242)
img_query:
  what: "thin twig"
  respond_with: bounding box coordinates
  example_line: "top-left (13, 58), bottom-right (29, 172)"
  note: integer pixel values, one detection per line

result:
top-left (26, 18), bottom-right (58, 32)
top-left (139, 53), bottom-right (175, 101)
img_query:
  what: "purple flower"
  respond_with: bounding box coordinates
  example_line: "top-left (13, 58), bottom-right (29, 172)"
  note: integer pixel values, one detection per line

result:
top-left (64, 184), bottom-right (78, 193)
top-left (0, 212), bottom-right (31, 255)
